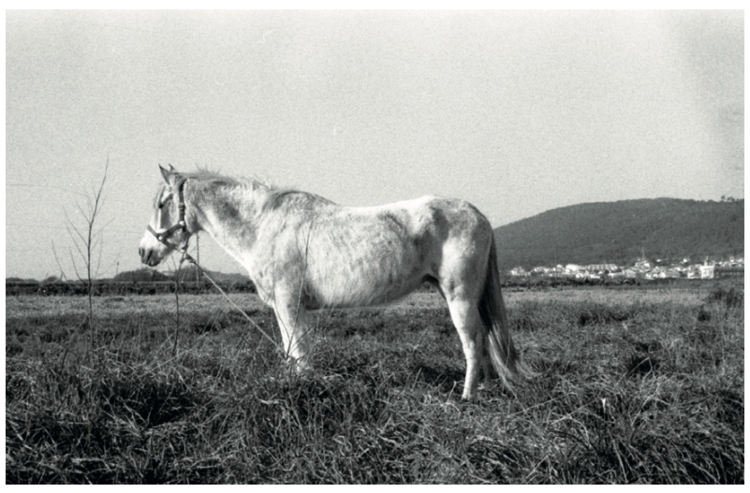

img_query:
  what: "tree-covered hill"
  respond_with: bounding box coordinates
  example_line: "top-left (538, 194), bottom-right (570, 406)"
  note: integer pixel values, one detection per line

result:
top-left (493, 198), bottom-right (744, 270)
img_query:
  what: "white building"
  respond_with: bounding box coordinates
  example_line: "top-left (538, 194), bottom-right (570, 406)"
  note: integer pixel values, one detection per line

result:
top-left (699, 265), bottom-right (715, 279)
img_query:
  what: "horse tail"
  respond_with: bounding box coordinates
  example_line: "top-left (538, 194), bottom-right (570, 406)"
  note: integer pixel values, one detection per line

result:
top-left (478, 236), bottom-right (525, 389)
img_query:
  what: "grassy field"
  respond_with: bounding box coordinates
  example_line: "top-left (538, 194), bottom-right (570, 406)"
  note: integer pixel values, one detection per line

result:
top-left (5, 282), bottom-right (744, 484)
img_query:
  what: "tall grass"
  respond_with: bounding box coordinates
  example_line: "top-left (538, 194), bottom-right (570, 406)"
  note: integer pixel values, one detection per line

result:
top-left (5, 283), bottom-right (743, 483)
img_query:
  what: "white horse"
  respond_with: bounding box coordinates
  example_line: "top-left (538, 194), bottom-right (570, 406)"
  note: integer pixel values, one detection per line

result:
top-left (139, 165), bottom-right (522, 400)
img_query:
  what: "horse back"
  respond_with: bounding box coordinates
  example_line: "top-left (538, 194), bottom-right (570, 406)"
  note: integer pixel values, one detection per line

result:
top-left (299, 196), bottom-right (492, 308)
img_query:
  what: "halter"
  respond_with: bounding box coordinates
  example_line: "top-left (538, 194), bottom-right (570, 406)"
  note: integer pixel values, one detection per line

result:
top-left (147, 176), bottom-right (190, 251)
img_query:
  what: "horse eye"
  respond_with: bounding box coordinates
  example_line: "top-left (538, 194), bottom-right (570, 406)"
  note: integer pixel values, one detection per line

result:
top-left (158, 191), bottom-right (173, 208)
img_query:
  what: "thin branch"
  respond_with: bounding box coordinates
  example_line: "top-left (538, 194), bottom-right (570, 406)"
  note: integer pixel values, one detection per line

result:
top-left (51, 240), bottom-right (67, 281)
top-left (67, 246), bottom-right (83, 282)
top-left (64, 210), bottom-right (89, 247)
top-left (65, 224), bottom-right (88, 271)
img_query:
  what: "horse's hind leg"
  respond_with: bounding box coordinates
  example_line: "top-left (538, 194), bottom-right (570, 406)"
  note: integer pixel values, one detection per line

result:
top-left (444, 294), bottom-right (487, 400)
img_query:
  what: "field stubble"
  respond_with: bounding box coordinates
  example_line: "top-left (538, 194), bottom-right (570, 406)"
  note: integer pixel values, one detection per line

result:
top-left (5, 282), bottom-right (744, 484)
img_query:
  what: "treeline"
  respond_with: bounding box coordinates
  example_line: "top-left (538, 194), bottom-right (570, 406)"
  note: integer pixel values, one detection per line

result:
top-left (499, 275), bottom-right (727, 291)
top-left (5, 280), bottom-right (257, 297)
top-left (6, 266), bottom-right (256, 296)
top-left (7, 271), bottom-right (709, 297)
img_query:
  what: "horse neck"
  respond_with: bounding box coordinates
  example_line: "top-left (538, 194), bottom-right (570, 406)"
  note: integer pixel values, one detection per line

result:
top-left (185, 180), bottom-right (267, 255)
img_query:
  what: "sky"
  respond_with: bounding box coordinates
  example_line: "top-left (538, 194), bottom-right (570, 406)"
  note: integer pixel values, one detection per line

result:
top-left (4, 9), bottom-right (745, 280)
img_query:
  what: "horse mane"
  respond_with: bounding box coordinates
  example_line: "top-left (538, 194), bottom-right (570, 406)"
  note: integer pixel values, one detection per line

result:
top-left (262, 188), bottom-right (335, 212)
top-left (180, 168), bottom-right (335, 212)
top-left (181, 168), bottom-right (251, 189)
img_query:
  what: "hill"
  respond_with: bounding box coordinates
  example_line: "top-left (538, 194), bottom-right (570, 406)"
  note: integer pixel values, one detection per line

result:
top-left (493, 198), bottom-right (744, 270)
top-left (168, 266), bottom-right (250, 284)
top-left (113, 268), bottom-right (172, 283)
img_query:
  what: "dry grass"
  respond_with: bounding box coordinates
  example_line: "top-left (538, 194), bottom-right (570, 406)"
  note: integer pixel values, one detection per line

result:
top-left (5, 282), bottom-right (744, 483)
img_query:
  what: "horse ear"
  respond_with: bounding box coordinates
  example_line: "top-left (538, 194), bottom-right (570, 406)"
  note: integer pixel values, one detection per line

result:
top-left (158, 164), bottom-right (173, 184)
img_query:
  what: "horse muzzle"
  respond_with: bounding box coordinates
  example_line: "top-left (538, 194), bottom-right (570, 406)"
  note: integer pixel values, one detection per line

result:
top-left (138, 233), bottom-right (168, 267)
top-left (139, 247), bottom-right (158, 266)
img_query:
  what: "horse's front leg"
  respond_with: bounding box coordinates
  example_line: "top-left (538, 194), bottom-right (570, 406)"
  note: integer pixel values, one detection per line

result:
top-left (273, 299), bottom-right (312, 373)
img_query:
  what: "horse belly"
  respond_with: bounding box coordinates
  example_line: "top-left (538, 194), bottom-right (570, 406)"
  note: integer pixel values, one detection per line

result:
top-left (305, 221), bottom-right (432, 308)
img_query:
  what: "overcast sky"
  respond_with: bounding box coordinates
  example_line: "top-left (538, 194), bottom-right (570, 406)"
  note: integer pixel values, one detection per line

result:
top-left (5, 9), bottom-right (744, 280)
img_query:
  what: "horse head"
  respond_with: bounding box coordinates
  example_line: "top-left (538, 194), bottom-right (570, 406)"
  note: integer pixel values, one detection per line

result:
top-left (138, 164), bottom-right (191, 266)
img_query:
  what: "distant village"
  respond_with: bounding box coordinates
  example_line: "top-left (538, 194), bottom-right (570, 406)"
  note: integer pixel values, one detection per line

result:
top-left (508, 256), bottom-right (744, 281)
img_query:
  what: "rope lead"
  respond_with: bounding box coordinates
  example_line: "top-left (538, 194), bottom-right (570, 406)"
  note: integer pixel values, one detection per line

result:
top-left (179, 250), bottom-right (283, 354)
